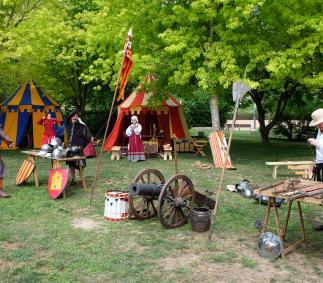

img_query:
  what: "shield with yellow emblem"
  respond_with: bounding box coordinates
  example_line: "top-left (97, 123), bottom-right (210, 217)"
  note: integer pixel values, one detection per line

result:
top-left (48, 169), bottom-right (69, 199)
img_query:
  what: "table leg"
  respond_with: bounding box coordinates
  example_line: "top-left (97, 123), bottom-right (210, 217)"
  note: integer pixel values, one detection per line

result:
top-left (34, 167), bottom-right (40, 188)
top-left (78, 162), bottom-right (87, 191)
top-left (272, 199), bottom-right (285, 258)
top-left (200, 148), bottom-right (206, 157)
top-left (297, 201), bottom-right (306, 247)
top-left (262, 197), bottom-right (272, 233)
top-left (273, 165), bottom-right (278, 179)
top-left (282, 201), bottom-right (292, 240)
top-left (28, 155), bottom-right (39, 188)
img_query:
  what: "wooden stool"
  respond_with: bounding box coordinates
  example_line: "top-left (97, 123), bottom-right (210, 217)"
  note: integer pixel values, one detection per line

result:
top-left (111, 146), bottom-right (122, 160)
top-left (163, 144), bottom-right (172, 160)
top-left (192, 140), bottom-right (208, 157)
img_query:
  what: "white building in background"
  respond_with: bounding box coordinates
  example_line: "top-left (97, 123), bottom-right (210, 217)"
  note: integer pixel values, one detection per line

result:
top-left (225, 120), bottom-right (270, 131)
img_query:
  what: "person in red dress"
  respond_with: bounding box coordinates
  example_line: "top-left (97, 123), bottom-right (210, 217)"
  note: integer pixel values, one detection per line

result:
top-left (126, 115), bottom-right (145, 162)
top-left (37, 113), bottom-right (62, 145)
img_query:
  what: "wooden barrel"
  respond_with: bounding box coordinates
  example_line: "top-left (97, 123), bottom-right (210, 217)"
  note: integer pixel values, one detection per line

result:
top-left (191, 207), bottom-right (211, 232)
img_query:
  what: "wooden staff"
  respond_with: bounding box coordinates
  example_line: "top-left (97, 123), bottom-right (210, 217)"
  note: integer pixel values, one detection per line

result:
top-left (172, 135), bottom-right (179, 175)
top-left (89, 35), bottom-right (129, 205)
top-left (208, 98), bottom-right (240, 242)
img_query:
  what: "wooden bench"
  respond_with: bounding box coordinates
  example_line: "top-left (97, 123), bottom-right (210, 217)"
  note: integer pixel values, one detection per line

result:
top-left (287, 165), bottom-right (314, 179)
top-left (111, 146), bottom-right (122, 160)
top-left (265, 161), bottom-right (315, 179)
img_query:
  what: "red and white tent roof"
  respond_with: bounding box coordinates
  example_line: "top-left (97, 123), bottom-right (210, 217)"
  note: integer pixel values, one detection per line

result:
top-left (119, 88), bottom-right (180, 109)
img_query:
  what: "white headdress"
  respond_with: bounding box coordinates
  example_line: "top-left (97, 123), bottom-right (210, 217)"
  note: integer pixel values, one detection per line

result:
top-left (131, 115), bottom-right (138, 123)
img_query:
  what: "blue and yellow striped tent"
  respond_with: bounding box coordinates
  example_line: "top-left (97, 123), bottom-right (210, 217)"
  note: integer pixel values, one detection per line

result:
top-left (0, 80), bottom-right (64, 149)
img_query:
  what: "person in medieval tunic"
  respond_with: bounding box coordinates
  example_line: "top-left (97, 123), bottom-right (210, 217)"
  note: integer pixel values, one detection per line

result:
top-left (37, 113), bottom-right (62, 145)
top-left (0, 125), bottom-right (14, 198)
top-left (66, 111), bottom-right (92, 186)
top-left (126, 115), bottom-right (145, 162)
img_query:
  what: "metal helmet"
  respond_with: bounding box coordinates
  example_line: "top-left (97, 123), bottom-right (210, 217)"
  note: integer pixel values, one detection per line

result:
top-left (37, 144), bottom-right (54, 157)
top-left (52, 147), bottom-right (66, 159)
top-left (66, 146), bottom-right (83, 158)
top-left (258, 232), bottom-right (282, 260)
top-left (50, 138), bottom-right (62, 149)
top-left (237, 180), bottom-right (254, 198)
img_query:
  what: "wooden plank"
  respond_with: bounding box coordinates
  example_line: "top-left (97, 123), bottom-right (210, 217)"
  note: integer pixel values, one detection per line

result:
top-left (266, 161), bottom-right (314, 166)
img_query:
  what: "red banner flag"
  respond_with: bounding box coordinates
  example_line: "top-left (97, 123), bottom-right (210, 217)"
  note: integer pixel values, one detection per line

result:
top-left (117, 30), bottom-right (134, 101)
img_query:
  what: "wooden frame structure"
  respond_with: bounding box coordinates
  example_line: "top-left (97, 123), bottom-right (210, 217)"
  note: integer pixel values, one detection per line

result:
top-left (265, 161), bottom-right (315, 179)
top-left (255, 181), bottom-right (322, 258)
top-left (20, 151), bottom-right (87, 191)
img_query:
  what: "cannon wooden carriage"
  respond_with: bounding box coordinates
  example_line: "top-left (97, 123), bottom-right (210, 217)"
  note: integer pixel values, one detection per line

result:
top-left (129, 168), bottom-right (215, 229)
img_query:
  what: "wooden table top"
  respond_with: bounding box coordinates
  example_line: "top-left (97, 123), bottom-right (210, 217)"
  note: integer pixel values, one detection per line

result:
top-left (254, 180), bottom-right (323, 205)
top-left (265, 161), bottom-right (315, 166)
top-left (21, 150), bottom-right (86, 161)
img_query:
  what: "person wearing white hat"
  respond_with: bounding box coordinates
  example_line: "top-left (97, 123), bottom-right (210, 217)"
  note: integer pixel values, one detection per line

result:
top-left (308, 109), bottom-right (323, 181)
top-left (126, 115), bottom-right (145, 162)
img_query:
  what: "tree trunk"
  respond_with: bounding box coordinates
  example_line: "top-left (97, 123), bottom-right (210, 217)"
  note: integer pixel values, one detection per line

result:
top-left (210, 95), bottom-right (220, 131)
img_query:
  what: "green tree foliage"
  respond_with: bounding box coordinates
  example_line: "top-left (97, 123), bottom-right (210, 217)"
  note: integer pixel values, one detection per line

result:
top-left (0, 0), bottom-right (321, 143)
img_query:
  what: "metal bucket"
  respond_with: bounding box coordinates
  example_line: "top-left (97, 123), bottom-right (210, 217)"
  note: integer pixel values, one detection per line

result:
top-left (191, 207), bottom-right (211, 232)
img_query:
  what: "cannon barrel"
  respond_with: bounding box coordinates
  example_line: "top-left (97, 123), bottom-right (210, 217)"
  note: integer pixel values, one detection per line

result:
top-left (130, 183), bottom-right (163, 196)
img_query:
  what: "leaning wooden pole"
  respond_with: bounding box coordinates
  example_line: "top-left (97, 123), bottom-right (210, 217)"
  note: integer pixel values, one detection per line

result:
top-left (89, 51), bottom-right (127, 206)
top-left (208, 98), bottom-right (240, 242)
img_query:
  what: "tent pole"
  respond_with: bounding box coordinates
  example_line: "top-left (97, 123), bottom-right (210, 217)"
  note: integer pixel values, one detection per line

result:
top-left (89, 52), bottom-right (126, 206)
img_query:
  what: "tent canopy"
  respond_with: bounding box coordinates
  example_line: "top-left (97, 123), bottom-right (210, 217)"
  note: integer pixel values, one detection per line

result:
top-left (0, 80), bottom-right (64, 149)
top-left (104, 84), bottom-right (190, 151)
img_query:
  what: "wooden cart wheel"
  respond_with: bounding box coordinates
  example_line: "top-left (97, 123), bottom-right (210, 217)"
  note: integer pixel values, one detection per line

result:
top-left (158, 174), bottom-right (195, 229)
top-left (129, 168), bottom-right (165, 220)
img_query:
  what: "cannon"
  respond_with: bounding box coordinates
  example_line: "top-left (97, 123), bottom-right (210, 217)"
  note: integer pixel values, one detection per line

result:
top-left (129, 168), bottom-right (215, 229)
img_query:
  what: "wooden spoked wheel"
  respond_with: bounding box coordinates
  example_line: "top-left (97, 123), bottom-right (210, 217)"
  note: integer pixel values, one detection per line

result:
top-left (158, 174), bottom-right (195, 229)
top-left (129, 168), bottom-right (165, 220)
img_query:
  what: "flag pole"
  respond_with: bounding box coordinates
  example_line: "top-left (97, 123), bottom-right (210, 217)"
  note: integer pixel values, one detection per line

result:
top-left (208, 67), bottom-right (250, 242)
top-left (89, 31), bottom-right (131, 205)
top-left (208, 98), bottom-right (240, 242)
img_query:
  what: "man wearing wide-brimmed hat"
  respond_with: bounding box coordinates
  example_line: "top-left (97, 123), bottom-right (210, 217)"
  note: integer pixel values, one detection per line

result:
top-left (308, 109), bottom-right (323, 181)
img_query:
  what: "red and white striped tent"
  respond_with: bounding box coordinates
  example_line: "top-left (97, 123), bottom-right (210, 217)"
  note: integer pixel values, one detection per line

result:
top-left (104, 86), bottom-right (190, 151)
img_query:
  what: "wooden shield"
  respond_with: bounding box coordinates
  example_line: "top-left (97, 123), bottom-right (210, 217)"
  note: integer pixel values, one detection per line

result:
top-left (209, 131), bottom-right (235, 169)
top-left (48, 169), bottom-right (69, 200)
top-left (15, 159), bottom-right (35, 186)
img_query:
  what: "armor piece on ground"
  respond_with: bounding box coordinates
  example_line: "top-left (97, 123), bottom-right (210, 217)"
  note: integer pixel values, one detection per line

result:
top-left (258, 232), bottom-right (282, 259)
top-left (255, 195), bottom-right (285, 206)
top-left (237, 179), bottom-right (254, 198)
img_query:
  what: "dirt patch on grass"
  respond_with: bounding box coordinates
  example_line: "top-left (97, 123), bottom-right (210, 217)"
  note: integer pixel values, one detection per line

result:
top-left (158, 234), bottom-right (323, 282)
top-left (1, 242), bottom-right (24, 251)
top-left (72, 217), bottom-right (103, 230)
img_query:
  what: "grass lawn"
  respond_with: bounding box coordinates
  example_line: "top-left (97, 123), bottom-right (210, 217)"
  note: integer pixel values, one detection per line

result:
top-left (1, 131), bottom-right (322, 282)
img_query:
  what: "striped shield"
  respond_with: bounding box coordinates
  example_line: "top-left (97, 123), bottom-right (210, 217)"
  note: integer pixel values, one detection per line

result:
top-left (15, 159), bottom-right (35, 185)
top-left (209, 131), bottom-right (235, 169)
